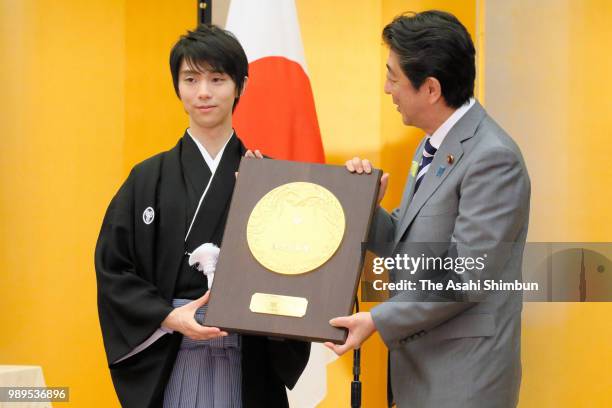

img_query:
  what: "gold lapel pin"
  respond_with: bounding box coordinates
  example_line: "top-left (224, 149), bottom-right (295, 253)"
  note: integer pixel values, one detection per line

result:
top-left (446, 154), bottom-right (454, 165)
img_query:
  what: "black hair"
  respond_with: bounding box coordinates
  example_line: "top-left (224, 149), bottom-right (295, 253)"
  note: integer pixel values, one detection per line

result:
top-left (382, 10), bottom-right (475, 108)
top-left (169, 24), bottom-right (248, 110)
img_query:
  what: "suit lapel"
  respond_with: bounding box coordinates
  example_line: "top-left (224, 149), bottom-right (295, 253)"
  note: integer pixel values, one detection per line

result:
top-left (394, 138), bottom-right (426, 227)
top-left (394, 102), bottom-right (487, 243)
top-left (394, 136), bottom-right (464, 242)
top-left (181, 132), bottom-right (213, 220)
top-left (185, 133), bottom-right (245, 249)
top-left (156, 139), bottom-right (187, 300)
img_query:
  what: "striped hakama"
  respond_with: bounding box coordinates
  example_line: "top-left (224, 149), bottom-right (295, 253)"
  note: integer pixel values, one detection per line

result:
top-left (163, 299), bottom-right (242, 408)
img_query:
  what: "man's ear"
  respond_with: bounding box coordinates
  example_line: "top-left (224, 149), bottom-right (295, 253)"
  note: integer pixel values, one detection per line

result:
top-left (238, 76), bottom-right (249, 97)
top-left (425, 76), bottom-right (443, 104)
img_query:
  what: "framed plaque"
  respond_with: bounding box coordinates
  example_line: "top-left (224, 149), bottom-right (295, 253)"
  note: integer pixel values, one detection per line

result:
top-left (204, 158), bottom-right (381, 343)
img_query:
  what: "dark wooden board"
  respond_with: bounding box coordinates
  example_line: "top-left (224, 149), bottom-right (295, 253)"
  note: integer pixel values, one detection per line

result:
top-left (204, 158), bottom-right (381, 343)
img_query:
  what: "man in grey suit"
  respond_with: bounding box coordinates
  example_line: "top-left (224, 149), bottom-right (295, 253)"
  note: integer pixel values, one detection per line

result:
top-left (325, 11), bottom-right (530, 408)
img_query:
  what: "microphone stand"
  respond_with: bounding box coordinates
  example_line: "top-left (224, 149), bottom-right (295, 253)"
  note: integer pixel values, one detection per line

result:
top-left (351, 295), bottom-right (361, 408)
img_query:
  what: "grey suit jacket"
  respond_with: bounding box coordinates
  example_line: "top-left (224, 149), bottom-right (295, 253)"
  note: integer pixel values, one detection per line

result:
top-left (369, 101), bottom-right (530, 408)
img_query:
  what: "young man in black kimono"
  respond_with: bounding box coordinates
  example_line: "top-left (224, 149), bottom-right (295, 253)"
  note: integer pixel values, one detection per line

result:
top-left (95, 25), bottom-right (310, 408)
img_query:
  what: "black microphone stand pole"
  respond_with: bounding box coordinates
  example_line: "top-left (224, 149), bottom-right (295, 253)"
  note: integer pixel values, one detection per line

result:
top-left (351, 295), bottom-right (362, 408)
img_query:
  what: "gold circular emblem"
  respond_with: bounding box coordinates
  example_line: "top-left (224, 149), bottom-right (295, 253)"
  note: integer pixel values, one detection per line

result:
top-left (247, 182), bottom-right (345, 275)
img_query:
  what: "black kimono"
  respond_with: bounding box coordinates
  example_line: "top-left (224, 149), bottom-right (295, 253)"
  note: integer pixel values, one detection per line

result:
top-left (95, 132), bottom-right (310, 407)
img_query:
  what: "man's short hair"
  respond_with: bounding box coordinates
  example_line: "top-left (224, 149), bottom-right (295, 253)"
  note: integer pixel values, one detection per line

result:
top-left (170, 24), bottom-right (248, 110)
top-left (383, 10), bottom-right (475, 108)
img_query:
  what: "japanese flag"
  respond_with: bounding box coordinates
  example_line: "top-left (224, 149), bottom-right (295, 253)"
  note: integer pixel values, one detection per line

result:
top-left (226, 1), bottom-right (335, 406)
top-left (227, 0), bottom-right (325, 163)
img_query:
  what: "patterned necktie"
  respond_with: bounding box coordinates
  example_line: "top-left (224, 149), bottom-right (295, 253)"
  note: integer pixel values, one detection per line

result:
top-left (413, 137), bottom-right (437, 193)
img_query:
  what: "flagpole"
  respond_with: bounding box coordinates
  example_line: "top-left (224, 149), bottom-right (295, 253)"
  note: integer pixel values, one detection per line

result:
top-left (198, 0), bottom-right (212, 25)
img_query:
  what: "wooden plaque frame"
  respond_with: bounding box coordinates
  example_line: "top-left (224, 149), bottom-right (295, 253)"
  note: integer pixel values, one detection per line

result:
top-left (204, 158), bottom-right (381, 343)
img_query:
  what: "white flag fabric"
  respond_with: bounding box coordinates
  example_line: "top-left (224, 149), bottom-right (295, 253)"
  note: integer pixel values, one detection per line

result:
top-left (286, 343), bottom-right (338, 407)
top-left (226, 0), bottom-right (307, 71)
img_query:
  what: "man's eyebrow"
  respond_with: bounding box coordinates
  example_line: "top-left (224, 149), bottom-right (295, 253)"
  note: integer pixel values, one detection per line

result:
top-left (386, 63), bottom-right (394, 74)
top-left (179, 69), bottom-right (200, 75)
top-left (180, 68), bottom-right (227, 75)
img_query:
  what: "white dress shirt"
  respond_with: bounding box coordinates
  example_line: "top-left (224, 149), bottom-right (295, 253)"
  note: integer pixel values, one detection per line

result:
top-left (428, 98), bottom-right (475, 149)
